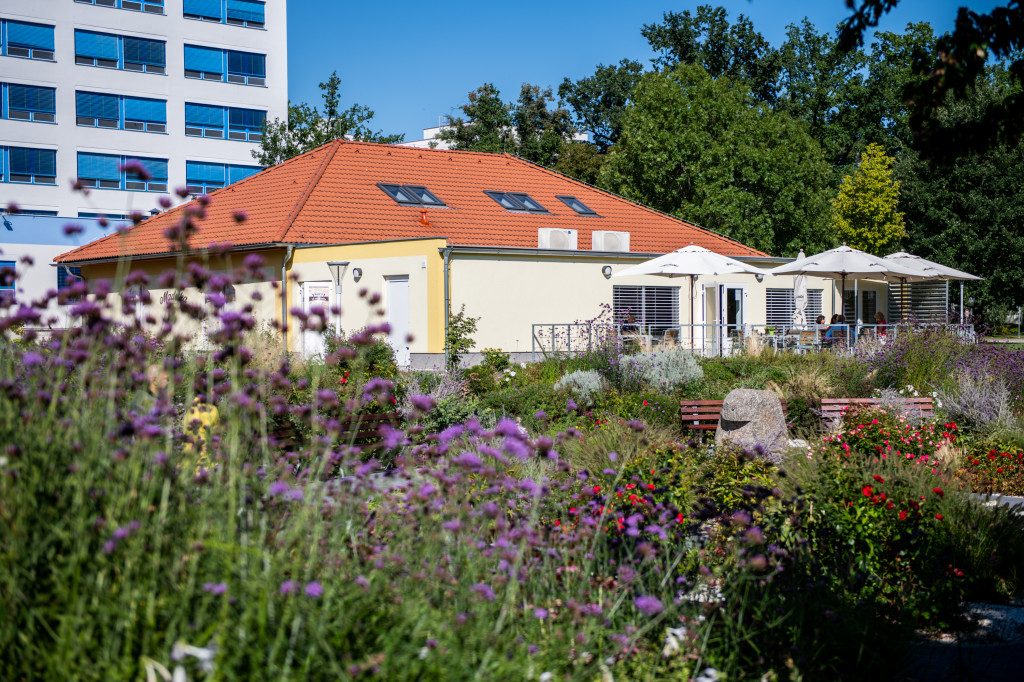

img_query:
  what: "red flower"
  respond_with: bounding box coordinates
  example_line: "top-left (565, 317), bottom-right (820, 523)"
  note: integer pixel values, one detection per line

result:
top-left (593, 485), bottom-right (601, 494)
top-left (862, 485), bottom-right (873, 497)
top-left (873, 474), bottom-right (884, 483)
top-left (899, 510), bottom-right (908, 520)
top-left (932, 487), bottom-right (944, 497)
top-left (935, 513), bottom-right (944, 520)
top-left (647, 483), bottom-right (655, 490)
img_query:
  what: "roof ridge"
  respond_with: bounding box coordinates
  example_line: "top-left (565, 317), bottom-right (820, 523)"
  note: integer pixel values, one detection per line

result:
top-left (502, 154), bottom-right (769, 258)
top-left (275, 139), bottom-right (343, 242)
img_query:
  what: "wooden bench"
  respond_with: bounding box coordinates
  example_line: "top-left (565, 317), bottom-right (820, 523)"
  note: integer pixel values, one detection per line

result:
top-left (680, 399), bottom-right (791, 433)
top-left (269, 411), bottom-right (402, 452)
top-left (820, 398), bottom-right (934, 422)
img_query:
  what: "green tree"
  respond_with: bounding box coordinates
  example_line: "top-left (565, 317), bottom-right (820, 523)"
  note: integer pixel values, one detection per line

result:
top-left (551, 140), bottom-right (606, 185)
top-left (511, 84), bottom-right (576, 167)
top-left (641, 5), bottom-right (780, 103)
top-left (436, 83), bottom-right (513, 154)
top-left (830, 143), bottom-right (906, 255)
top-left (839, 1), bottom-right (1024, 160)
top-left (445, 305), bottom-right (479, 369)
top-left (896, 76), bottom-right (1024, 321)
top-left (439, 83), bottom-right (576, 166)
top-left (558, 59), bottom-right (644, 152)
top-left (775, 19), bottom-right (870, 169)
top-left (599, 64), bottom-right (834, 256)
top-left (253, 71), bottom-right (403, 166)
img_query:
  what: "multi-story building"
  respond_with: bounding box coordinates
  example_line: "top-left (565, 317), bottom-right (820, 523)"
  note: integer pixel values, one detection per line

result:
top-left (0, 0), bottom-right (287, 218)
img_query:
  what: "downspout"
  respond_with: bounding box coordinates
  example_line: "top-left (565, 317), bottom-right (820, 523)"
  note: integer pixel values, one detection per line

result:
top-left (281, 245), bottom-right (294, 355)
top-left (442, 246), bottom-right (452, 367)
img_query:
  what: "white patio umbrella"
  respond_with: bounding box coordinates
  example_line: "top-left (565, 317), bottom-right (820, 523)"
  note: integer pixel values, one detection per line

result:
top-left (884, 252), bottom-right (982, 323)
top-left (792, 249), bottom-right (808, 327)
top-left (768, 244), bottom-right (920, 320)
top-left (611, 244), bottom-right (770, 346)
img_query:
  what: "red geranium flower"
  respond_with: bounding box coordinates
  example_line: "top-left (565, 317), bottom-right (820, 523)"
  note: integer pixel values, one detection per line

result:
top-left (933, 487), bottom-right (944, 497)
top-left (899, 510), bottom-right (908, 520)
top-left (862, 485), bottom-right (873, 497)
top-left (873, 474), bottom-right (884, 483)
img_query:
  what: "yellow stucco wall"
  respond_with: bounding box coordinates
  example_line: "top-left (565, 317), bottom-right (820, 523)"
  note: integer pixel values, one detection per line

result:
top-left (288, 239), bottom-right (446, 354)
top-left (78, 249), bottom-right (285, 347)
top-left (449, 254), bottom-right (891, 352)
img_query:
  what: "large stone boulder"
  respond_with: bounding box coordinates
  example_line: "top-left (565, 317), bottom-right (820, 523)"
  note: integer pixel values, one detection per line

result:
top-left (715, 388), bottom-right (788, 455)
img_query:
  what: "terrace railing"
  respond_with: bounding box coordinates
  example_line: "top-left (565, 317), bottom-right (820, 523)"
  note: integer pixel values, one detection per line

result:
top-left (531, 322), bottom-right (976, 360)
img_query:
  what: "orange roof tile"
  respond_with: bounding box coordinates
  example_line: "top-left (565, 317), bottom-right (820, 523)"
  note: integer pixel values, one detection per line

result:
top-left (56, 140), bottom-right (768, 263)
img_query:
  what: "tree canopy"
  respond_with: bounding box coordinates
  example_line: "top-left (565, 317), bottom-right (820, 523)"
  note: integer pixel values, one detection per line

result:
top-left (830, 143), bottom-right (906, 255)
top-left (253, 72), bottom-right (402, 167)
top-left (599, 64), bottom-right (834, 256)
top-left (437, 83), bottom-right (576, 167)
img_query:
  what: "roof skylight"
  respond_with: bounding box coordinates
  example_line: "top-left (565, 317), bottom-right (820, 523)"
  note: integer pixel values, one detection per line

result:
top-left (484, 191), bottom-right (548, 213)
top-left (556, 195), bottom-right (599, 216)
top-left (378, 183), bottom-right (446, 206)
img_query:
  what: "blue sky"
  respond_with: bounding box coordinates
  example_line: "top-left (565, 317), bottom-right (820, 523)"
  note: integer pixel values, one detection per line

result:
top-left (286, 0), bottom-right (1004, 142)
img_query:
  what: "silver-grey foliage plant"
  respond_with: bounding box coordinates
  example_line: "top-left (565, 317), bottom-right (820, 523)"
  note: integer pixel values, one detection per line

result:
top-left (554, 369), bottom-right (606, 407)
top-left (938, 371), bottom-right (1014, 431)
top-left (620, 349), bottom-right (704, 392)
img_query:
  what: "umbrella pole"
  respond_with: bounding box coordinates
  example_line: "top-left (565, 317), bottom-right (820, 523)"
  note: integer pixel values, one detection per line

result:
top-left (690, 275), bottom-right (695, 350)
top-left (960, 281), bottom-right (964, 324)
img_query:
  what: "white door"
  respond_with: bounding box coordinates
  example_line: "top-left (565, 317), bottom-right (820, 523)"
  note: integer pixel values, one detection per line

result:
top-left (300, 281), bottom-right (331, 358)
top-left (702, 284), bottom-right (718, 355)
top-left (720, 285), bottom-right (746, 355)
top-left (386, 276), bottom-right (411, 366)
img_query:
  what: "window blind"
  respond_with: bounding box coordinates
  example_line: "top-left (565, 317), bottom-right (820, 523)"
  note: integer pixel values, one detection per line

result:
top-left (75, 30), bottom-right (118, 60)
top-left (124, 96), bottom-right (166, 123)
top-left (184, 45), bottom-right (223, 73)
top-left (9, 85), bottom-right (55, 113)
top-left (76, 92), bottom-right (119, 119)
top-left (227, 50), bottom-right (264, 76)
top-left (612, 285), bottom-right (679, 332)
top-left (183, 0), bottom-right (223, 19)
top-left (228, 165), bottom-right (261, 183)
top-left (7, 22), bottom-right (55, 50)
top-left (186, 161), bottom-right (226, 183)
top-left (226, 0), bottom-right (264, 22)
top-left (123, 37), bottom-right (165, 66)
top-left (126, 157), bottom-right (168, 181)
top-left (77, 152), bottom-right (121, 181)
top-left (185, 103), bottom-right (224, 126)
top-left (228, 107), bottom-right (265, 129)
top-left (10, 147), bottom-right (56, 176)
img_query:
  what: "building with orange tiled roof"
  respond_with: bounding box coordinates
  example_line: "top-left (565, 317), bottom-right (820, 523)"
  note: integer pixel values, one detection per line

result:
top-left (55, 140), bottom-right (851, 364)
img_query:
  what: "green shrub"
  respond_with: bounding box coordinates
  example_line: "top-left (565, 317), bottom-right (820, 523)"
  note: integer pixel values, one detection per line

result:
top-left (418, 394), bottom-right (481, 434)
top-left (553, 369), bottom-right (605, 407)
top-left (479, 347), bottom-right (511, 372)
top-left (462, 365), bottom-right (496, 396)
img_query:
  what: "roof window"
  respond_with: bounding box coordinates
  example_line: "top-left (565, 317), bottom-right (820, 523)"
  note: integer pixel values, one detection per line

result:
top-left (556, 195), bottom-right (599, 216)
top-left (484, 191), bottom-right (548, 213)
top-left (378, 183), bottom-right (446, 206)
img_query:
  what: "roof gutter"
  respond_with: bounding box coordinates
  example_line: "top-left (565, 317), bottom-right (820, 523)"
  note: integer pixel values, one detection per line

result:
top-left (439, 245), bottom-right (790, 265)
top-left (281, 244), bottom-right (294, 356)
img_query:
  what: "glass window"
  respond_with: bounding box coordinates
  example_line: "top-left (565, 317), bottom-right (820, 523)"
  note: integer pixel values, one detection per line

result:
top-left (184, 45), bottom-right (224, 79)
top-left (183, 0), bottom-right (223, 20)
top-left (74, 30), bottom-right (119, 68)
top-left (226, 50), bottom-right (265, 85)
top-left (0, 260), bottom-right (15, 294)
top-left (76, 91), bottom-right (120, 128)
top-left (612, 285), bottom-right (679, 334)
top-left (5, 21), bottom-right (55, 60)
top-left (227, 107), bottom-right (265, 141)
top-left (766, 288), bottom-right (824, 327)
top-left (556, 195), bottom-right (598, 216)
top-left (186, 160), bottom-right (226, 194)
top-left (77, 152), bottom-right (122, 189)
top-left (484, 191), bottom-right (546, 212)
top-left (226, 0), bottom-right (265, 27)
top-left (122, 37), bottom-right (166, 73)
top-left (508, 193), bottom-right (547, 212)
top-left (378, 184), bottom-right (446, 206)
top-left (124, 156), bottom-right (168, 192)
top-left (123, 96), bottom-right (166, 132)
top-left (9, 147), bottom-right (56, 184)
top-left (7, 84), bottom-right (56, 122)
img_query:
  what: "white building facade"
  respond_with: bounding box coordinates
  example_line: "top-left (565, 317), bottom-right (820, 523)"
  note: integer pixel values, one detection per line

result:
top-left (0, 0), bottom-right (287, 218)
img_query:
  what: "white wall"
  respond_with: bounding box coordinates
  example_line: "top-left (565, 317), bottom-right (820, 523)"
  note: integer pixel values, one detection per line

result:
top-left (0, 0), bottom-right (288, 216)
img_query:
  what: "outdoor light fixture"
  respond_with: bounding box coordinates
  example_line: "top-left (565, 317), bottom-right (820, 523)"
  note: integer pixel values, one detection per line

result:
top-left (149, 208), bottom-right (160, 216)
top-left (352, 267), bottom-right (363, 282)
top-left (602, 265), bottom-right (613, 279)
top-left (326, 261), bottom-right (349, 294)
top-left (755, 274), bottom-right (765, 283)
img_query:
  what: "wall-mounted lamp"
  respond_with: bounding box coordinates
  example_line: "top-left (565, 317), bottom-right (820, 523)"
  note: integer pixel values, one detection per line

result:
top-left (326, 260), bottom-right (350, 294)
top-left (755, 274), bottom-right (765, 283)
top-left (601, 265), bottom-right (613, 279)
top-left (352, 267), bottom-right (363, 282)
top-left (149, 208), bottom-right (161, 217)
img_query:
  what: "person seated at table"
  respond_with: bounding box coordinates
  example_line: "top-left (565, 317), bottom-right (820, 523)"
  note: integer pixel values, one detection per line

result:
top-left (874, 311), bottom-right (887, 336)
top-left (622, 313), bottom-right (639, 334)
top-left (825, 314), bottom-right (851, 345)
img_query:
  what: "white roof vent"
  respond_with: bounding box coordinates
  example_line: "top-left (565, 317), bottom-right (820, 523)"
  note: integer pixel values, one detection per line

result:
top-left (538, 228), bottom-right (577, 250)
top-left (592, 231), bottom-right (630, 252)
